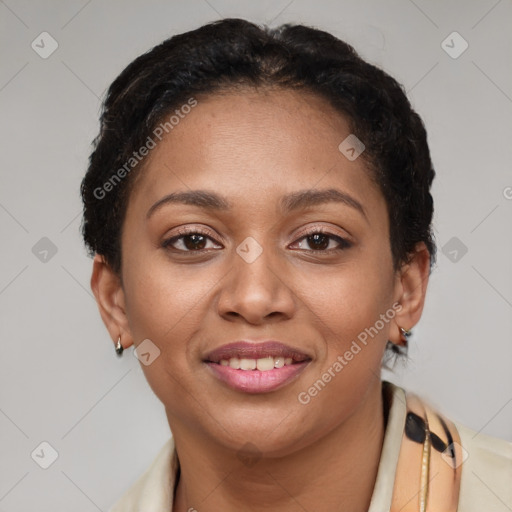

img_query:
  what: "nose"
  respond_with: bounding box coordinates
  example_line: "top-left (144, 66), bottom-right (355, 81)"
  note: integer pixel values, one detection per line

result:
top-left (217, 244), bottom-right (296, 325)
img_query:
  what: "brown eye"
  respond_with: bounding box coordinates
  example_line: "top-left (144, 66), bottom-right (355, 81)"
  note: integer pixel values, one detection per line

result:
top-left (306, 233), bottom-right (330, 251)
top-left (162, 228), bottom-right (222, 253)
top-left (182, 234), bottom-right (207, 250)
top-left (291, 229), bottom-right (352, 253)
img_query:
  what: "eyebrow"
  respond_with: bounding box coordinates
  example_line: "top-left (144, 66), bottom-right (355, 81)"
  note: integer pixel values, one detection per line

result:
top-left (146, 190), bottom-right (230, 218)
top-left (279, 188), bottom-right (367, 221)
top-left (146, 188), bottom-right (367, 221)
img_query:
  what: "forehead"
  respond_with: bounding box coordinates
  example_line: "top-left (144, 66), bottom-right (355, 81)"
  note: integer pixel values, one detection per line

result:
top-left (127, 88), bottom-right (384, 219)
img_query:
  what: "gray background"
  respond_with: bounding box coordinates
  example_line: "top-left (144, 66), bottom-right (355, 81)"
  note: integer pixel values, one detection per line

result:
top-left (1, 0), bottom-right (511, 510)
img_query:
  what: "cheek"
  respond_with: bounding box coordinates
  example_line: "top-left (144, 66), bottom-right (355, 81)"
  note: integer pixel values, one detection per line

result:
top-left (292, 266), bottom-right (392, 435)
top-left (304, 261), bottom-right (393, 343)
top-left (299, 249), bottom-right (394, 390)
top-left (120, 266), bottom-right (204, 411)
top-left (120, 249), bottom-right (239, 386)
top-left (122, 255), bottom-right (214, 340)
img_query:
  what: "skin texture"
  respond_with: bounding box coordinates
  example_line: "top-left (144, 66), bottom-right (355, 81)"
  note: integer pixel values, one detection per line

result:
top-left (91, 88), bottom-right (431, 511)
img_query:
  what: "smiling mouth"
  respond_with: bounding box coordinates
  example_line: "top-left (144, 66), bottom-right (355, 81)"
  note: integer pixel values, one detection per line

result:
top-left (204, 341), bottom-right (311, 367)
top-left (204, 341), bottom-right (311, 393)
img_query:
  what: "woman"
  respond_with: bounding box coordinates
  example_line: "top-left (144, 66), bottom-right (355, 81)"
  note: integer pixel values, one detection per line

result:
top-left (81, 18), bottom-right (512, 512)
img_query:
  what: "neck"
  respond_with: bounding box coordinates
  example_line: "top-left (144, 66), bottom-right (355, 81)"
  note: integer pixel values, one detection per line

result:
top-left (171, 380), bottom-right (385, 512)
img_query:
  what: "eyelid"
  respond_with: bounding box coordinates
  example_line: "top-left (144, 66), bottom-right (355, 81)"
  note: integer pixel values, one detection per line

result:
top-left (292, 224), bottom-right (353, 244)
top-left (293, 224), bottom-right (352, 241)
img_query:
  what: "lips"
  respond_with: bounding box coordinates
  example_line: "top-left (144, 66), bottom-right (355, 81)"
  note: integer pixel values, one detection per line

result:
top-left (204, 341), bottom-right (311, 394)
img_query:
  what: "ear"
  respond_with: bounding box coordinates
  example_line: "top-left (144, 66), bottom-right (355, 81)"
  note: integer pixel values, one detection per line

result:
top-left (391, 242), bottom-right (431, 344)
top-left (90, 254), bottom-right (134, 352)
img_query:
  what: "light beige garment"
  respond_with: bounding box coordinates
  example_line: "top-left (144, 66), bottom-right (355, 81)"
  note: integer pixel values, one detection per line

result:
top-left (109, 381), bottom-right (512, 511)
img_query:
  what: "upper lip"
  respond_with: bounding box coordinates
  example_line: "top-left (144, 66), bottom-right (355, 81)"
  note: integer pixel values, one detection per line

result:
top-left (204, 341), bottom-right (312, 363)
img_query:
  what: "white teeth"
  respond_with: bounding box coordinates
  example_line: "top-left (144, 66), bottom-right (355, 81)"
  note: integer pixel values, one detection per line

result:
top-left (218, 356), bottom-right (297, 371)
top-left (240, 358), bottom-right (257, 370)
top-left (229, 357), bottom-right (240, 369)
top-left (256, 357), bottom-right (274, 371)
top-left (273, 357), bottom-right (285, 368)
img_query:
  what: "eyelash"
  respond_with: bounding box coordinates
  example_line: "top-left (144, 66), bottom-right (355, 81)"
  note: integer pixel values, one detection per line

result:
top-left (292, 226), bottom-right (353, 252)
top-left (161, 226), bottom-right (352, 255)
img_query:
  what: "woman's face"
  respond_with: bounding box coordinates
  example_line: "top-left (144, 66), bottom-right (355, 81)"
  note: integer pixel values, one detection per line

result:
top-left (114, 88), bottom-right (408, 455)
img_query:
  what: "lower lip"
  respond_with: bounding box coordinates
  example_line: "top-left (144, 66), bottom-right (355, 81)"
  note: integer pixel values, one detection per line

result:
top-left (205, 361), bottom-right (309, 394)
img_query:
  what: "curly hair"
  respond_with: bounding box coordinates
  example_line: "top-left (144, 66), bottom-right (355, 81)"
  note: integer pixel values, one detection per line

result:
top-left (81, 17), bottom-right (436, 285)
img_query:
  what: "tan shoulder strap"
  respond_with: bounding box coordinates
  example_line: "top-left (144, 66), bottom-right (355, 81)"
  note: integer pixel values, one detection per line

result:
top-left (390, 392), bottom-right (463, 512)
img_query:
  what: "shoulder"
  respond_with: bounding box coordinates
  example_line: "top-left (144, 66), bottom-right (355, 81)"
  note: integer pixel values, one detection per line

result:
top-left (456, 421), bottom-right (512, 511)
top-left (384, 381), bottom-right (512, 511)
top-left (108, 436), bottom-right (177, 512)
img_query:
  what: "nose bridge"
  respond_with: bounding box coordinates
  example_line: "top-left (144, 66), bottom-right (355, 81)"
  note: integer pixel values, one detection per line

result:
top-left (218, 235), bottom-right (295, 322)
top-left (236, 237), bottom-right (277, 290)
